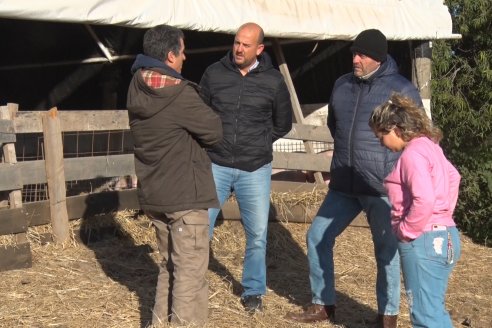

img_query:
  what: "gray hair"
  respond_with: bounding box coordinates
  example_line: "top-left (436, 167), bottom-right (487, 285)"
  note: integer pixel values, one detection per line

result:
top-left (143, 25), bottom-right (184, 61)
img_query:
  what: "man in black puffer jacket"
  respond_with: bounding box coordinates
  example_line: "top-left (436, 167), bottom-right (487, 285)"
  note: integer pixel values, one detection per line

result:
top-left (200, 22), bottom-right (292, 313)
top-left (286, 29), bottom-right (422, 328)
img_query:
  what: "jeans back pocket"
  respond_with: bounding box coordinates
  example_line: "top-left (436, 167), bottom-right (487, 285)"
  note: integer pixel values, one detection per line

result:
top-left (424, 230), bottom-right (448, 264)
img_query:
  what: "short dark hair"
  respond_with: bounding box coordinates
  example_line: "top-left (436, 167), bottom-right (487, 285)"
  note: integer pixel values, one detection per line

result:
top-left (143, 25), bottom-right (184, 61)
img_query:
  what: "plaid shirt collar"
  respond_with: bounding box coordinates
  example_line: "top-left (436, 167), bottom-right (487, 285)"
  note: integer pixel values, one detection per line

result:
top-left (141, 69), bottom-right (181, 89)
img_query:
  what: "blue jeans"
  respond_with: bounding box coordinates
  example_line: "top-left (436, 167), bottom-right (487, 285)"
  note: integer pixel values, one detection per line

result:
top-left (307, 190), bottom-right (400, 315)
top-left (209, 162), bottom-right (272, 297)
top-left (399, 226), bottom-right (461, 327)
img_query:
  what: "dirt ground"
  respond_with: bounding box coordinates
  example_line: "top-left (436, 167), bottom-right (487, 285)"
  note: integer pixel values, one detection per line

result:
top-left (0, 211), bottom-right (490, 328)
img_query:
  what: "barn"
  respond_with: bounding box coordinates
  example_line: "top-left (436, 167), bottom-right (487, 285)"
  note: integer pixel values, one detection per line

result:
top-left (3, 2), bottom-right (487, 328)
top-left (0, 0), bottom-right (458, 109)
top-left (1, 1), bottom-right (457, 264)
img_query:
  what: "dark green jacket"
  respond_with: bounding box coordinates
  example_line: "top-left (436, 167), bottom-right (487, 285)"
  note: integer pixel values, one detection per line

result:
top-left (127, 66), bottom-right (222, 213)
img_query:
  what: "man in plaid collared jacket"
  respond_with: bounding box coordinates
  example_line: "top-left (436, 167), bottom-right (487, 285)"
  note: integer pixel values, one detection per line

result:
top-left (127, 24), bottom-right (222, 327)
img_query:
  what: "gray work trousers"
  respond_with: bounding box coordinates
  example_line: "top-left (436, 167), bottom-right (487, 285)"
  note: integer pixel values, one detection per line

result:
top-left (147, 209), bottom-right (209, 326)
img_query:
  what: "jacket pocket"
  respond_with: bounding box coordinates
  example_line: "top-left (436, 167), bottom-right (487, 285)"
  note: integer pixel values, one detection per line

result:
top-left (192, 159), bottom-right (215, 202)
top-left (174, 210), bottom-right (209, 254)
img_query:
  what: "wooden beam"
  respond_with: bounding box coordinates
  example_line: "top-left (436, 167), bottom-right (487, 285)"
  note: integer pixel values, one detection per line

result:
top-left (0, 206), bottom-right (29, 234)
top-left (271, 38), bottom-right (325, 185)
top-left (0, 152), bottom-right (330, 192)
top-left (14, 110), bottom-right (130, 133)
top-left (14, 110), bottom-right (333, 142)
top-left (68, 189), bottom-right (140, 221)
top-left (291, 41), bottom-right (347, 79)
top-left (0, 160), bottom-right (45, 191)
top-left (1, 180), bottom-right (367, 243)
top-left (0, 132), bottom-right (16, 144)
top-left (220, 200), bottom-right (366, 226)
top-left (0, 237), bottom-right (32, 272)
top-left (0, 182), bottom-right (324, 231)
top-left (273, 152), bottom-right (331, 171)
top-left (0, 120), bottom-right (16, 143)
top-left (283, 123), bottom-right (333, 142)
top-left (0, 189), bottom-right (140, 231)
top-left (0, 154), bottom-right (134, 191)
top-left (64, 154), bottom-right (135, 181)
top-left (0, 201), bottom-right (50, 230)
top-left (0, 165), bottom-right (24, 191)
top-left (271, 180), bottom-right (326, 192)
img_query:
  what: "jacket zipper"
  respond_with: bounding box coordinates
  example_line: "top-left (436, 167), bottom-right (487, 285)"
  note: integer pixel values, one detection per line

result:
top-left (347, 83), bottom-right (364, 192)
top-left (233, 76), bottom-right (245, 166)
top-left (348, 84), bottom-right (363, 167)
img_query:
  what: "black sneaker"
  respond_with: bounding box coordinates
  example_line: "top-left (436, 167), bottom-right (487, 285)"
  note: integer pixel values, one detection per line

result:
top-left (241, 295), bottom-right (263, 313)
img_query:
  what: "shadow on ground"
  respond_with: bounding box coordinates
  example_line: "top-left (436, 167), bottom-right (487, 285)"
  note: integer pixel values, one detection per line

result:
top-left (209, 202), bottom-right (379, 327)
top-left (80, 192), bottom-right (158, 328)
top-left (266, 220), bottom-right (379, 327)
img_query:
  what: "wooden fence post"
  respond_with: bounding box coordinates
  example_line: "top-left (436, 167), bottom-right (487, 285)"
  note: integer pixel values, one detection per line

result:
top-left (412, 40), bottom-right (432, 119)
top-left (0, 103), bottom-right (32, 271)
top-left (42, 107), bottom-right (70, 243)
top-left (1, 104), bottom-right (23, 208)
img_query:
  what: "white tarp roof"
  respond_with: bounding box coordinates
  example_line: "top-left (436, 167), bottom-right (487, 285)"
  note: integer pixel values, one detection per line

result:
top-left (0, 0), bottom-right (459, 40)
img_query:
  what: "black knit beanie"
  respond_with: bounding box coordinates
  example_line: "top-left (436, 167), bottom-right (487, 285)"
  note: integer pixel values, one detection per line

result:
top-left (350, 29), bottom-right (387, 62)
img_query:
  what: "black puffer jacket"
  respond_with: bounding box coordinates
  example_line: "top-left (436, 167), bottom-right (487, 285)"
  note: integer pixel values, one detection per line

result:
top-left (328, 55), bottom-right (423, 196)
top-left (199, 51), bottom-right (292, 172)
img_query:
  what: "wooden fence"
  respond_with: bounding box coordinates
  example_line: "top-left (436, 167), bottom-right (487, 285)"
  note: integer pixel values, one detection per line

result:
top-left (0, 104), bottom-right (333, 271)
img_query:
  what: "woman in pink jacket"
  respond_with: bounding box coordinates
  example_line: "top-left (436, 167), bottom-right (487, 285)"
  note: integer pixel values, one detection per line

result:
top-left (369, 93), bottom-right (461, 327)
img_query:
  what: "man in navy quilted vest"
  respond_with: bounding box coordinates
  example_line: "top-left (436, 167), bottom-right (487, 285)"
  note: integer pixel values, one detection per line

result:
top-left (286, 29), bottom-right (423, 328)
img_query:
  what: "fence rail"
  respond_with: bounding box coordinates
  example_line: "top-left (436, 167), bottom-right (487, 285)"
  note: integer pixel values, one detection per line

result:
top-left (0, 105), bottom-right (333, 271)
top-left (1, 110), bottom-right (333, 193)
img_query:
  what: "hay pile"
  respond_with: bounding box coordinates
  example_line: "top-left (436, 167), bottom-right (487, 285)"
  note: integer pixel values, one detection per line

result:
top-left (0, 199), bottom-right (491, 327)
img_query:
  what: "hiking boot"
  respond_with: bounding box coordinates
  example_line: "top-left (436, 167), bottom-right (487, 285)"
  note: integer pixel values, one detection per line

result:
top-left (285, 303), bottom-right (335, 323)
top-left (241, 295), bottom-right (263, 313)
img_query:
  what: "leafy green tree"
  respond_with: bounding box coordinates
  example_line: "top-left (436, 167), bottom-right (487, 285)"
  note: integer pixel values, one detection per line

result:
top-left (432, 0), bottom-right (492, 245)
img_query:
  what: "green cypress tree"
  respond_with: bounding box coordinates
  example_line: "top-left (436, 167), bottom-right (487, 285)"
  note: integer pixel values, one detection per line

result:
top-left (432, 0), bottom-right (492, 245)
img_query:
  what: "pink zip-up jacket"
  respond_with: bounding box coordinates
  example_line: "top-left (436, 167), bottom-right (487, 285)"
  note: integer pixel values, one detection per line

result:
top-left (384, 137), bottom-right (461, 241)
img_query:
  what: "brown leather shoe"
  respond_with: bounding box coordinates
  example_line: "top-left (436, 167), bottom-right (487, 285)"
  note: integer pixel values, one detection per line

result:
top-left (376, 314), bottom-right (398, 328)
top-left (285, 303), bottom-right (335, 323)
